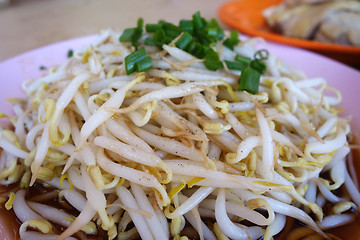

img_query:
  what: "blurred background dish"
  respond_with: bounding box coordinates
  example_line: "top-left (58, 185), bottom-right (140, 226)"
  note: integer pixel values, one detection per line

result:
top-left (218, 0), bottom-right (360, 68)
top-left (263, 0), bottom-right (360, 47)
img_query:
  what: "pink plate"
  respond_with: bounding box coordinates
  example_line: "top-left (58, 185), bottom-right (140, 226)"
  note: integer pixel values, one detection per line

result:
top-left (0, 36), bottom-right (359, 239)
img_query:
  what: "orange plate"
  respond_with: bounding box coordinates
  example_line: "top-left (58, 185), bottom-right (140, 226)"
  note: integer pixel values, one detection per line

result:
top-left (218, 0), bottom-right (360, 66)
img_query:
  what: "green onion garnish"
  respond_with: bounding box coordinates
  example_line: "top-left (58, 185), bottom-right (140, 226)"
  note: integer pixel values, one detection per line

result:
top-left (204, 49), bottom-right (222, 71)
top-left (124, 47), bottom-right (152, 75)
top-left (39, 65), bottom-right (46, 70)
top-left (145, 23), bottom-right (161, 33)
top-left (144, 37), bottom-right (156, 45)
top-left (192, 11), bottom-right (205, 32)
top-left (67, 49), bottom-right (73, 58)
top-left (160, 21), bottom-right (183, 38)
top-left (120, 28), bottom-right (137, 42)
top-left (179, 19), bottom-right (194, 34)
top-left (254, 49), bottom-right (269, 61)
top-left (223, 30), bottom-right (240, 50)
top-left (224, 60), bottom-right (247, 71)
top-left (235, 55), bottom-right (251, 65)
top-left (175, 32), bottom-right (193, 50)
top-left (235, 50), bottom-right (268, 93)
top-left (250, 49), bottom-right (269, 74)
top-left (119, 18), bottom-right (143, 47)
top-left (238, 67), bottom-right (261, 94)
top-left (205, 27), bottom-right (218, 41)
top-left (135, 56), bottom-right (153, 72)
top-left (119, 12), bottom-right (269, 87)
top-left (153, 28), bottom-right (167, 48)
top-left (186, 42), bottom-right (206, 59)
top-left (250, 60), bottom-right (267, 75)
top-left (207, 18), bottom-right (224, 40)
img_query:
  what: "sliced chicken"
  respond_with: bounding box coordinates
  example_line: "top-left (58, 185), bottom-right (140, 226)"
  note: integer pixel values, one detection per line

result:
top-left (263, 0), bottom-right (360, 46)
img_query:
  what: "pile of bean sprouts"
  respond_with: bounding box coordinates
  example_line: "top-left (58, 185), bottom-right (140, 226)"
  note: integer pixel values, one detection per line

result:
top-left (0, 27), bottom-right (359, 240)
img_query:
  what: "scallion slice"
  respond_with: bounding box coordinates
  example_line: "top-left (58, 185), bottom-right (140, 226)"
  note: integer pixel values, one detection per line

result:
top-left (179, 19), bottom-right (194, 34)
top-left (204, 49), bottom-right (222, 71)
top-left (254, 49), bottom-right (269, 61)
top-left (145, 23), bottom-right (161, 33)
top-left (223, 30), bottom-right (240, 50)
top-left (192, 11), bottom-right (205, 32)
top-left (224, 60), bottom-right (247, 71)
top-left (175, 32), bottom-right (193, 50)
top-left (207, 18), bottom-right (224, 40)
top-left (125, 47), bottom-right (152, 75)
top-left (144, 37), bottom-right (156, 45)
top-left (67, 49), bottom-right (73, 58)
top-left (160, 21), bottom-right (182, 38)
top-left (153, 28), bottom-right (167, 48)
top-left (205, 27), bottom-right (218, 41)
top-left (235, 55), bottom-right (251, 65)
top-left (119, 18), bottom-right (143, 47)
top-left (186, 42), bottom-right (206, 58)
top-left (238, 67), bottom-right (260, 94)
top-left (250, 60), bottom-right (267, 75)
top-left (135, 56), bottom-right (153, 72)
top-left (119, 28), bottom-right (137, 42)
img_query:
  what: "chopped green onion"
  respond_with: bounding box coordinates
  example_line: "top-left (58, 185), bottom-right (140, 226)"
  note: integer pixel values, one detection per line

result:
top-left (175, 32), bottom-right (193, 50)
top-left (204, 49), bottom-right (222, 71)
top-left (124, 12), bottom-right (267, 73)
top-left (125, 48), bottom-right (145, 74)
top-left (223, 38), bottom-right (234, 50)
top-left (224, 60), bottom-right (247, 71)
top-left (67, 49), bottom-right (73, 58)
top-left (131, 31), bottom-right (143, 47)
top-left (197, 31), bottom-right (211, 45)
top-left (153, 28), bottom-right (167, 48)
top-left (119, 28), bottom-right (136, 42)
top-left (135, 56), bottom-right (153, 72)
top-left (238, 67), bottom-right (260, 94)
top-left (250, 60), bottom-right (267, 74)
top-left (119, 18), bottom-right (143, 47)
top-left (179, 19), bottom-right (194, 34)
top-left (144, 37), bottom-right (156, 45)
top-left (235, 55), bottom-right (251, 65)
top-left (223, 30), bottom-right (240, 50)
top-left (159, 21), bottom-right (182, 38)
top-left (146, 23), bottom-right (162, 33)
top-left (137, 18), bottom-right (144, 29)
top-left (205, 27), bottom-right (218, 41)
top-left (186, 42), bottom-right (206, 58)
top-left (254, 49), bottom-right (269, 61)
top-left (39, 65), bottom-right (46, 70)
top-left (207, 18), bottom-right (224, 40)
top-left (230, 30), bottom-right (239, 41)
top-left (125, 47), bottom-right (152, 75)
top-left (192, 11), bottom-right (205, 32)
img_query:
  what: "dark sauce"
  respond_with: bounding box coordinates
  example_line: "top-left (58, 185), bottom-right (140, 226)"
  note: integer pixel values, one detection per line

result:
top-left (0, 205), bottom-right (21, 239)
top-left (0, 183), bottom-right (106, 240)
top-left (276, 141), bottom-right (360, 240)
